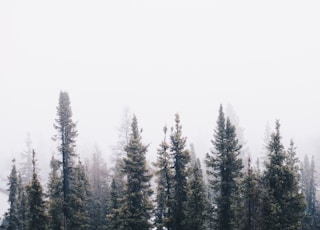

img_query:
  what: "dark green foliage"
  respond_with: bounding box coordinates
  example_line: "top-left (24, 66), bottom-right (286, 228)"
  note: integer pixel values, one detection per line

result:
top-left (7, 159), bottom-right (20, 230)
top-left (53, 91), bottom-right (78, 227)
top-left (236, 158), bottom-right (264, 230)
top-left (67, 161), bottom-right (91, 230)
top-left (4, 93), bottom-right (318, 230)
top-left (170, 114), bottom-right (191, 230)
top-left (154, 126), bottom-right (174, 230)
top-left (47, 156), bottom-right (63, 230)
top-left (206, 105), bottom-right (243, 230)
top-left (186, 159), bottom-right (208, 230)
top-left (119, 115), bottom-right (153, 230)
top-left (107, 178), bottom-right (121, 230)
top-left (262, 121), bottom-right (305, 230)
top-left (25, 150), bottom-right (48, 230)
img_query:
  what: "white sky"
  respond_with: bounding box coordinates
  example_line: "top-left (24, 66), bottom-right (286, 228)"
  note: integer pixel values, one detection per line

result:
top-left (1, 0), bottom-right (320, 180)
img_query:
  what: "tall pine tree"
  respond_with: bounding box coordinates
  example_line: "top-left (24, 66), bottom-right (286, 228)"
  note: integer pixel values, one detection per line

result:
top-left (206, 105), bottom-right (243, 230)
top-left (119, 115), bottom-right (153, 230)
top-left (169, 114), bottom-right (191, 230)
top-left (154, 126), bottom-right (174, 230)
top-left (262, 121), bottom-right (305, 229)
top-left (53, 91), bottom-right (78, 229)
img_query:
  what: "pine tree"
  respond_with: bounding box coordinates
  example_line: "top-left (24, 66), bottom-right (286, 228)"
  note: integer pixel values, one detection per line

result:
top-left (237, 157), bottom-right (264, 230)
top-left (186, 159), bottom-right (208, 230)
top-left (25, 150), bottom-right (48, 230)
top-left (119, 115), bottom-right (153, 230)
top-left (107, 178), bottom-right (121, 230)
top-left (7, 159), bottom-right (20, 230)
top-left (169, 114), bottom-right (191, 230)
top-left (205, 105), bottom-right (243, 230)
top-left (67, 160), bottom-right (91, 230)
top-left (154, 126), bottom-right (174, 230)
top-left (53, 91), bottom-right (78, 228)
top-left (262, 121), bottom-right (305, 229)
top-left (47, 155), bottom-right (64, 230)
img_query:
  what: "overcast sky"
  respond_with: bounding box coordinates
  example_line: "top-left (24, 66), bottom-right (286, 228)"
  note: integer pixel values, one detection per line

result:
top-left (1, 0), bottom-right (320, 178)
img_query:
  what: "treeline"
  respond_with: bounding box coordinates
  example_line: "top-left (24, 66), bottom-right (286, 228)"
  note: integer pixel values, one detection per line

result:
top-left (1, 91), bottom-right (319, 230)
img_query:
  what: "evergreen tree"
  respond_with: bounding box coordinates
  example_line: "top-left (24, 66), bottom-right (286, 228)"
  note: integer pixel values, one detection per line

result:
top-left (107, 178), bottom-right (121, 230)
top-left (25, 150), bottom-right (48, 230)
top-left (67, 160), bottom-right (91, 230)
top-left (53, 91), bottom-right (78, 228)
top-left (186, 159), bottom-right (208, 230)
top-left (7, 159), bottom-right (20, 230)
top-left (154, 126), bottom-right (174, 230)
top-left (47, 155), bottom-right (64, 230)
top-left (262, 121), bottom-right (305, 230)
top-left (205, 105), bottom-right (243, 230)
top-left (237, 157), bottom-right (264, 230)
top-left (169, 114), bottom-right (191, 230)
top-left (119, 115), bottom-right (153, 230)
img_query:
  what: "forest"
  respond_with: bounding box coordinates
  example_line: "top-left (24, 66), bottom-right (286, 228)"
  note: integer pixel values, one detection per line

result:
top-left (1, 91), bottom-right (318, 230)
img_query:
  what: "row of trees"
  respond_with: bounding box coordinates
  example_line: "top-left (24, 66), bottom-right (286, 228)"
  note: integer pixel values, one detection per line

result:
top-left (2, 92), bottom-right (318, 229)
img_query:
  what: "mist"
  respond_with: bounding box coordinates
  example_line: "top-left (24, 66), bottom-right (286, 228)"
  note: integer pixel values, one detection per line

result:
top-left (1, 1), bottom-right (320, 218)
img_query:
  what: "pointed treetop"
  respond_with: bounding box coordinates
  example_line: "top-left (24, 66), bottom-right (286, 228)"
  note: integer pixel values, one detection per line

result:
top-left (32, 150), bottom-right (36, 175)
top-left (266, 120), bottom-right (284, 157)
top-left (130, 114), bottom-right (139, 140)
top-left (217, 104), bottom-right (225, 129)
top-left (275, 119), bottom-right (280, 134)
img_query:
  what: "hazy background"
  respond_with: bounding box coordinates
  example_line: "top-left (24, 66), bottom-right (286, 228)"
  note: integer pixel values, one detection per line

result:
top-left (1, 0), bottom-right (320, 184)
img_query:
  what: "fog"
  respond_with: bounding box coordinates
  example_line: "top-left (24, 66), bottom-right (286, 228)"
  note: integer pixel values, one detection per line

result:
top-left (1, 0), bottom-right (320, 182)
